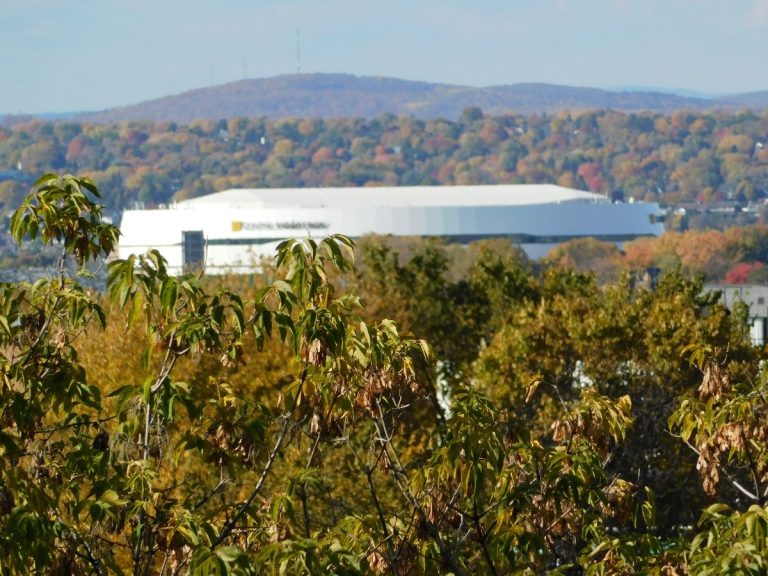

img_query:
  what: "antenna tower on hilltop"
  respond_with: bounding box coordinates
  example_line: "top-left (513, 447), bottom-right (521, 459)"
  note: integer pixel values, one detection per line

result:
top-left (296, 28), bottom-right (301, 74)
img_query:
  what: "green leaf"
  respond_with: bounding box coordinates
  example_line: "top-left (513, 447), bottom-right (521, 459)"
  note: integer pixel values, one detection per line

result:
top-left (160, 277), bottom-right (179, 315)
top-left (215, 546), bottom-right (242, 563)
top-left (100, 489), bottom-right (128, 506)
top-left (177, 525), bottom-right (201, 546)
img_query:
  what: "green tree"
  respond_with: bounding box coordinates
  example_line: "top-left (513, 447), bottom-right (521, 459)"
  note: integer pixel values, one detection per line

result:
top-left (0, 175), bottom-right (670, 574)
top-left (473, 267), bottom-right (757, 532)
top-left (10, 172), bottom-right (768, 574)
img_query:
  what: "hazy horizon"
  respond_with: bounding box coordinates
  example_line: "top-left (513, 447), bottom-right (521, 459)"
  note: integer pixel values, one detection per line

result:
top-left (3, 0), bottom-right (768, 114)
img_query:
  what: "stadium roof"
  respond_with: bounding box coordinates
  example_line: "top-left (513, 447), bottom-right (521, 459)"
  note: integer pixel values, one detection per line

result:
top-left (178, 184), bottom-right (608, 210)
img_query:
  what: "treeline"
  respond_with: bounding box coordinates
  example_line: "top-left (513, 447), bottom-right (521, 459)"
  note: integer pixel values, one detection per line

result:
top-left (342, 225), bottom-right (768, 285)
top-left (548, 225), bottom-right (768, 284)
top-left (6, 174), bottom-right (768, 573)
top-left (2, 108), bottom-right (768, 218)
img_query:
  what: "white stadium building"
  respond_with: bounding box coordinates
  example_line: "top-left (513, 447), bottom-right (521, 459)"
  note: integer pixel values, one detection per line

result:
top-left (118, 184), bottom-right (664, 274)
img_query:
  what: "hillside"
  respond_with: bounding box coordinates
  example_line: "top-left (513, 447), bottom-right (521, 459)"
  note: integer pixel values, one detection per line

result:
top-left (3, 108), bottom-right (768, 227)
top-left (71, 73), bottom-right (740, 124)
top-left (722, 90), bottom-right (768, 109)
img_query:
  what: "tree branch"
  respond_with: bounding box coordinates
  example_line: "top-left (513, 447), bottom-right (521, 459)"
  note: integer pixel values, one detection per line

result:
top-left (374, 400), bottom-right (464, 576)
top-left (678, 437), bottom-right (759, 502)
top-left (212, 416), bottom-right (292, 548)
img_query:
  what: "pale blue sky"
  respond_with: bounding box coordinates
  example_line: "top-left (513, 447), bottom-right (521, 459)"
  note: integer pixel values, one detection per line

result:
top-left (2, 0), bottom-right (767, 113)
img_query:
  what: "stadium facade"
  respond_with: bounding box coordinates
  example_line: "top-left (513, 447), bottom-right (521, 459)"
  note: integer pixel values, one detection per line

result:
top-left (118, 184), bottom-right (664, 274)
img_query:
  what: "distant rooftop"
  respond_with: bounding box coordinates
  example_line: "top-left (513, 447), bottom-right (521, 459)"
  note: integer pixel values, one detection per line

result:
top-left (178, 184), bottom-right (609, 210)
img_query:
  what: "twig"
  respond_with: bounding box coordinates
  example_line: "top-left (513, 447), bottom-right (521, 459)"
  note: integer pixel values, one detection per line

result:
top-left (212, 417), bottom-right (292, 547)
top-left (366, 449), bottom-right (400, 576)
top-left (740, 430), bottom-right (764, 505)
top-left (676, 435), bottom-right (759, 501)
top-left (374, 401), bottom-right (465, 576)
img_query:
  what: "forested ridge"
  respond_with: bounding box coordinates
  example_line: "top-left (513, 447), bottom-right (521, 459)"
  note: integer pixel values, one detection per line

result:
top-left (69, 75), bottom-right (742, 124)
top-left (6, 75), bottom-right (768, 126)
top-left (3, 173), bottom-right (768, 574)
top-left (6, 74), bottom-right (759, 126)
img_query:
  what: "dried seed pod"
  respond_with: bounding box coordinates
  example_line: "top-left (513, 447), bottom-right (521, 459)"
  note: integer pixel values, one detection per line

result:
top-left (310, 410), bottom-right (322, 436)
top-left (699, 361), bottom-right (731, 401)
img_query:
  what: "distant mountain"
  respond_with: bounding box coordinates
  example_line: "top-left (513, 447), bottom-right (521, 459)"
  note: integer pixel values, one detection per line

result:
top-left (1, 111), bottom-right (80, 127)
top-left (73, 74), bottom-right (729, 124)
top-left (719, 91), bottom-right (768, 109)
top-left (7, 74), bottom-right (765, 126)
top-left (607, 86), bottom-right (720, 100)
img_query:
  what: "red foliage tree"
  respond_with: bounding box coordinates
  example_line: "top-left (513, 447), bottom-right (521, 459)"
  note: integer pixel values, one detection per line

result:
top-left (725, 261), bottom-right (765, 284)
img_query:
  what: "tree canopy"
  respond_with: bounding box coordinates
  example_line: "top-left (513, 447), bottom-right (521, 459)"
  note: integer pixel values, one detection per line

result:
top-left (2, 109), bottom-right (768, 215)
top-left (2, 173), bottom-right (768, 574)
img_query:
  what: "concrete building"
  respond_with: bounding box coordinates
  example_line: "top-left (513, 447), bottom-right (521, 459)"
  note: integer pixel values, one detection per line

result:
top-left (118, 184), bottom-right (664, 274)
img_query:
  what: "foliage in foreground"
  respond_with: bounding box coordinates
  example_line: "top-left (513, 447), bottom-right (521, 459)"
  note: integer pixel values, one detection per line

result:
top-left (2, 173), bottom-right (768, 574)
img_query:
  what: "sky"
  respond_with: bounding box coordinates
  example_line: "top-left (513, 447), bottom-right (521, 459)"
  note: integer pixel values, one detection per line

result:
top-left (2, 0), bottom-right (768, 114)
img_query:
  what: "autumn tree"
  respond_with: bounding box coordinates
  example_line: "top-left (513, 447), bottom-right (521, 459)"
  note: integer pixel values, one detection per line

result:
top-left (7, 172), bottom-right (768, 574)
top-left (0, 175), bottom-right (676, 574)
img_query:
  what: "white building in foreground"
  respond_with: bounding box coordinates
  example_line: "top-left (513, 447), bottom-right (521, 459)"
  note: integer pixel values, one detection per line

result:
top-left (118, 184), bottom-right (664, 274)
